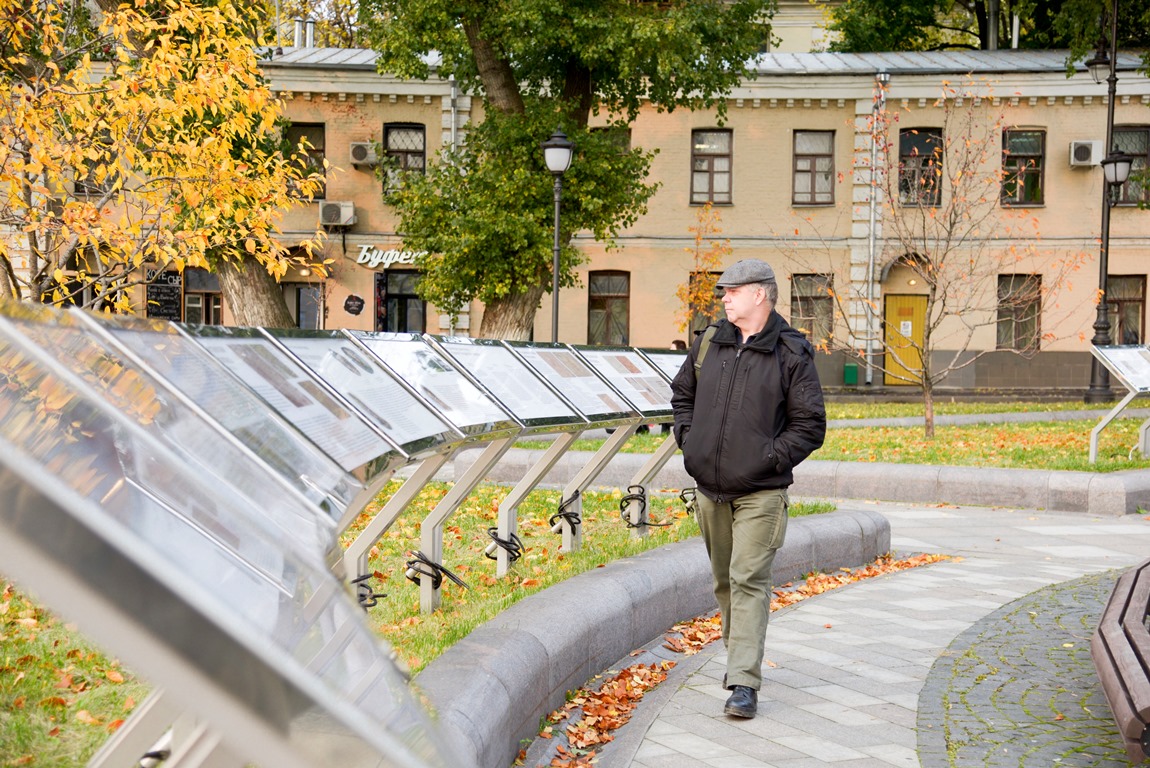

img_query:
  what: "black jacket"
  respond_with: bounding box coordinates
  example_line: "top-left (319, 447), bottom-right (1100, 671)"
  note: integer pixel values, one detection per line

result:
top-left (670, 312), bottom-right (826, 501)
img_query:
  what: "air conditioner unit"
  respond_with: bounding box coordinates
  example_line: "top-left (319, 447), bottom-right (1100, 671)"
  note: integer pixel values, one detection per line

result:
top-left (349, 142), bottom-right (379, 167)
top-left (1069, 140), bottom-right (1104, 167)
top-left (320, 201), bottom-right (356, 227)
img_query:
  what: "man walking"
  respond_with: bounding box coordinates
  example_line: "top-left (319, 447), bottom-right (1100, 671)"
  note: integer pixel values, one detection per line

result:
top-left (670, 258), bottom-right (826, 718)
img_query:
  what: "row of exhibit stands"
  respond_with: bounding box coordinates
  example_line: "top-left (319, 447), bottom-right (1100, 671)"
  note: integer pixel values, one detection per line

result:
top-left (0, 299), bottom-right (688, 768)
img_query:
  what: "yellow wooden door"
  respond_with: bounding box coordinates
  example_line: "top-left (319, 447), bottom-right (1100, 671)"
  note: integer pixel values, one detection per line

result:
top-left (884, 294), bottom-right (927, 386)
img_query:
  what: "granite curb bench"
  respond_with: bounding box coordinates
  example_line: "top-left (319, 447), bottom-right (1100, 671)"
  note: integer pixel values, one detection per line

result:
top-left (415, 507), bottom-right (890, 768)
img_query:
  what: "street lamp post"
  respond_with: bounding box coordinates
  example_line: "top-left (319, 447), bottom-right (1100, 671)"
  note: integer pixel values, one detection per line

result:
top-left (541, 128), bottom-right (574, 343)
top-left (1084, 2), bottom-right (1126, 403)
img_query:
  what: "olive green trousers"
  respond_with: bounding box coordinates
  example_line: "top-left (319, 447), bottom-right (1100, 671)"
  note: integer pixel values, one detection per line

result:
top-left (695, 488), bottom-right (788, 691)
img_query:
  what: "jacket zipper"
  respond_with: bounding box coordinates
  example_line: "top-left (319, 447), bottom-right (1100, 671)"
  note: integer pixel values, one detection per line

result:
top-left (711, 347), bottom-right (743, 503)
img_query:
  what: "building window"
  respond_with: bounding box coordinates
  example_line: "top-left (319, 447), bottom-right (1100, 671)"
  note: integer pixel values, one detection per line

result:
top-left (383, 123), bottom-right (426, 191)
top-left (691, 130), bottom-right (732, 205)
top-left (1113, 126), bottom-right (1149, 205)
top-left (183, 267), bottom-right (222, 324)
top-left (1106, 275), bottom-right (1145, 344)
top-left (283, 283), bottom-right (323, 330)
top-left (996, 274), bottom-right (1041, 352)
top-left (793, 131), bottom-right (835, 205)
top-left (689, 271), bottom-right (724, 334)
top-left (1001, 129), bottom-right (1045, 206)
top-left (791, 274), bottom-right (833, 345)
top-left (375, 270), bottom-right (425, 332)
top-left (590, 125), bottom-right (632, 153)
top-left (898, 128), bottom-right (942, 206)
top-left (285, 122), bottom-right (325, 199)
top-left (588, 271), bottom-right (630, 345)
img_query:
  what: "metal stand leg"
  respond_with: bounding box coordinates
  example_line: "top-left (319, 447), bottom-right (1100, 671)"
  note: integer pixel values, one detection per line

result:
top-left (557, 424), bottom-right (638, 554)
top-left (624, 434), bottom-right (682, 538)
top-left (1091, 388), bottom-right (1138, 463)
top-left (419, 437), bottom-right (516, 613)
top-left (86, 689), bottom-right (179, 768)
top-left (494, 432), bottom-right (581, 576)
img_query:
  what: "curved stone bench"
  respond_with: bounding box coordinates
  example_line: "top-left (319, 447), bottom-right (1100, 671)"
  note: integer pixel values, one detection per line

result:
top-left (415, 507), bottom-right (890, 768)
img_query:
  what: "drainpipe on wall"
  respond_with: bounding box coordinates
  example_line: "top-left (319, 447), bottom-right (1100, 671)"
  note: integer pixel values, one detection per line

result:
top-left (450, 75), bottom-right (458, 151)
top-left (865, 72), bottom-right (889, 386)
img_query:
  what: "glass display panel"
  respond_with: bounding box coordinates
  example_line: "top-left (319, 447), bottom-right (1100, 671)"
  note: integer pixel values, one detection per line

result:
top-left (68, 308), bottom-right (358, 512)
top-left (0, 440), bottom-right (450, 765)
top-left (265, 330), bottom-right (458, 455)
top-left (1093, 345), bottom-right (1150, 392)
top-left (430, 337), bottom-right (583, 429)
top-left (572, 346), bottom-right (673, 415)
top-left (0, 316), bottom-right (333, 553)
top-left (506, 342), bottom-right (632, 420)
top-left (347, 331), bottom-right (518, 437)
top-left (639, 349), bottom-right (690, 382)
top-left (180, 326), bottom-right (392, 472)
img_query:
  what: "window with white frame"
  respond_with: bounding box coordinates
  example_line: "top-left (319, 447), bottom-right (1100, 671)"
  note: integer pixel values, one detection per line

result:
top-left (793, 131), bottom-right (835, 205)
top-left (691, 130), bottom-right (732, 205)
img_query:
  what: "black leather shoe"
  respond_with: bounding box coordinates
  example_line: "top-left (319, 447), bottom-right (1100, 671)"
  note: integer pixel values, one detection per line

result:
top-left (723, 685), bottom-right (757, 718)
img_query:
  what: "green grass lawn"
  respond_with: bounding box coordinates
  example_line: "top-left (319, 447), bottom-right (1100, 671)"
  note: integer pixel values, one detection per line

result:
top-left (516, 404), bottom-right (1150, 472)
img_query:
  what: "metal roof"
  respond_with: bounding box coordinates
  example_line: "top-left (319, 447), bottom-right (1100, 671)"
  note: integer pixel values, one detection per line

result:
top-left (750, 49), bottom-right (1144, 76)
top-left (260, 46), bottom-right (440, 71)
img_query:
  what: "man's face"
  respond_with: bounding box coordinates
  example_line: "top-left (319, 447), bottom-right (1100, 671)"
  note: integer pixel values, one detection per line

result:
top-left (722, 283), bottom-right (764, 324)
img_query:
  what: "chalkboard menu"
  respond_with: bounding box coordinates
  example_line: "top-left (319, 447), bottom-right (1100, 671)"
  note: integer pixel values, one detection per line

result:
top-left (347, 331), bottom-right (519, 439)
top-left (262, 329), bottom-right (461, 458)
top-left (573, 346), bottom-right (673, 416)
top-left (506, 342), bottom-right (633, 422)
top-left (145, 269), bottom-right (183, 322)
top-left (429, 336), bottom-right (584, 431)
top-left (178, 326), bottom-right (395, 475)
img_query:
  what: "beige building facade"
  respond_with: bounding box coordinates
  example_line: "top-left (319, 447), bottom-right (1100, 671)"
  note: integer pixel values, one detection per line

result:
top-left (242, 48), bottom-right (1150, 392)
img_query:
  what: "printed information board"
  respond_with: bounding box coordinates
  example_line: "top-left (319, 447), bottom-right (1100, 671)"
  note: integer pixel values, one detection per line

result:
top-left (507, 342), bottom-right (632, 421)
top-left (573, 346), bottom-right (673, 416)
top-left (75, 310), bottom-right (358, 512)
top-left (430, 336), bottom-right (584, 430)
top-left (182, 327), bottom-right (393, 472)
top-left (347, 331), bottom-right (518, 437)
top-left (264, 329), bottom-right (459, 456)
top-left (1091, 345), bottom-right (1150, 393)
top-left (0, 313), bottom-right (333, 552)
top-left (0, 370), bottom-right (453, 767)
top-left (639, 349), bottom-right (689, 383)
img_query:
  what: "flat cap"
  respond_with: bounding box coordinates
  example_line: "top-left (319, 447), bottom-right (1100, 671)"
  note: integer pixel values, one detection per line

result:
top-left (716, 258), bottom-right (776, 287)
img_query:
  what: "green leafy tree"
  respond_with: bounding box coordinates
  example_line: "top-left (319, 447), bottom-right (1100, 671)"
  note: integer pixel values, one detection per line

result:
top-left (360, 0), bottom-right (773, 339)
top-left (825, 0), bottom-right (1150, 53)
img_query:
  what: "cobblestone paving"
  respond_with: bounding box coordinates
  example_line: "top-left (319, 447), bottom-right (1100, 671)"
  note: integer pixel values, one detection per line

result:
top-left (917, 570), bottom-right (1129, 767)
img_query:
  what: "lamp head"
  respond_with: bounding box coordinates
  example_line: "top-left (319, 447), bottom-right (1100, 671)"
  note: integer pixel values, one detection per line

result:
top-left (541, 128), bottom-right (574, 176)
top-left (1101, 151), bottom-right (1134, 186)
top-left (1086, 48), bottom-right (1111, 85)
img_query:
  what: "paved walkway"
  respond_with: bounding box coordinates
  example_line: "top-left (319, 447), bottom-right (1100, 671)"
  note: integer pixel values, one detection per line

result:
top-left (525, 501), bottom-right (1150, 767)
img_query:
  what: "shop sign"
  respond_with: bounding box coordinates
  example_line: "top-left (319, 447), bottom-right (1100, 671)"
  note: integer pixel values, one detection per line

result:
top-left (353, 245), bottom-right (428, 270)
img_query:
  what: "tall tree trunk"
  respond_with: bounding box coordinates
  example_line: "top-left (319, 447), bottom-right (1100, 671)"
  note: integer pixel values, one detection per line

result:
top-left (479, 285), bottom-right (546, 340)
top-left (463, 18), bottom-right (524, 115)
top-left (216, 254), bottom-right (295, 328)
